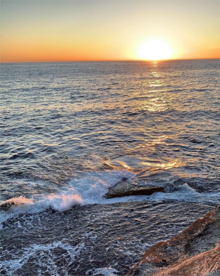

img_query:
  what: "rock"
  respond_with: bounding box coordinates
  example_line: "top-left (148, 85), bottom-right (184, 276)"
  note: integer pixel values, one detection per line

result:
top-left (127, 206), bottom-right (220, 276)
top-left (105, 178), bottom-right (165, 198)
top-left (0, 201), bottom-right (15, 211)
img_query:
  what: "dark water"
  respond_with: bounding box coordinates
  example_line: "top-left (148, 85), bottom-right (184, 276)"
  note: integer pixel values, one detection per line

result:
top-left (0, 201), bottom-right (215, 275)
top-left (0, 60), bottom-right (220, 275)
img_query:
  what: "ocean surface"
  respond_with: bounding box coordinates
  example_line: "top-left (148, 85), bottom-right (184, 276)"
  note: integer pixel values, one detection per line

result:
top-left (0, 60), bottom-right (220, 275)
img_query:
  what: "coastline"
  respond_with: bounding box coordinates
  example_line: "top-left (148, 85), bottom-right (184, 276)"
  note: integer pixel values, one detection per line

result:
top-left (128, 206), bottom-right (220, 276)
top-left (0, 200), bottom-right (216, 275)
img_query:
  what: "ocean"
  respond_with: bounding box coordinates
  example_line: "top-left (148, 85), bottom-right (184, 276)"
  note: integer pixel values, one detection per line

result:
top-left (0, 60), bottom-right (220, 275)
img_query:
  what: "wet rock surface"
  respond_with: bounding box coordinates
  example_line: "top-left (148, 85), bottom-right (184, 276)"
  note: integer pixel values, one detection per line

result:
top-left (0, 201), bottom-right (214, 276)
top-left (127, 206), bottom-right (220, 276)
top-left (0, 201), bottom-right (15, 211)
top-left (105, 178), bottom-right (165, 198)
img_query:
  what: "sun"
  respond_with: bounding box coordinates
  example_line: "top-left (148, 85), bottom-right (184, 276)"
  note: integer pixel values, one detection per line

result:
top-left (138, 40), bottom-right (172, 60)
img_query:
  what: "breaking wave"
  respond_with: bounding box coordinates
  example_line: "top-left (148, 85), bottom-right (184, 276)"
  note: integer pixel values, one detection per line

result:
top-left (1, 170), bottom-right (220, 229)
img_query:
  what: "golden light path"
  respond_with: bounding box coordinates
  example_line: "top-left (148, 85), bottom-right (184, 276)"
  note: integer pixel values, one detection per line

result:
top-left (138, 39), bottom-right (173, 60)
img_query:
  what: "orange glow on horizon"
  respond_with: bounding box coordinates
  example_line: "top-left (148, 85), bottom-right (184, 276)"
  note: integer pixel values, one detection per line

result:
top-left (1, 0), bottom-right (220, 63)
top-left (1, 39), bottom-right (219, 63)
top-left (0, 40), bottom-right (119, 63)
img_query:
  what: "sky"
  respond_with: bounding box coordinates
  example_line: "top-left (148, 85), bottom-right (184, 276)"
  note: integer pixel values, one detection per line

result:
top-left (1, 0), bottom-right (220, 63)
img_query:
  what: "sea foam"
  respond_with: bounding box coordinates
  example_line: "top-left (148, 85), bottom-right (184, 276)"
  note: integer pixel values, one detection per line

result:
top-left (1, 170), bottom-right (220, 229)
top-left (0, 170), bottom-right (135, 227)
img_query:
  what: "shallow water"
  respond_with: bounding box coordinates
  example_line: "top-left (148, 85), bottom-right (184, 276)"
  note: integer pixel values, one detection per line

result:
top-left (0, 60), bottom-right (220, 275)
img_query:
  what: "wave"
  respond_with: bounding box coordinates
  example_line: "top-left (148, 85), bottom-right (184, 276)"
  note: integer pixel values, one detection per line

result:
top-left (0, 170), bottom-right (135, 228)
top-left (149, 183), bottom-right (220, 204)
top-left (1, 170), bottom-right (220, 229)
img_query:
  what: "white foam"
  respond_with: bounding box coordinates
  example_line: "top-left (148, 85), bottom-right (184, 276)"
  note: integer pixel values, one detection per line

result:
top-left (0, 170), bottom-right (135, 227)
top-left (150, 183), bottom-right (220, 204)
top-left (1, 172), bottom-right (220, 229)
top-left (1, 196), bottom-right (33, 206)
top-left (0, 239), bottom-right (85, 276)
top-left (86, 267), bottom-right (119, 276)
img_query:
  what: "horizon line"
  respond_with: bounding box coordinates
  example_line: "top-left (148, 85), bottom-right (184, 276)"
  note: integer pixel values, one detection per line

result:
top-left (1, 57), bottom-right (220, 64)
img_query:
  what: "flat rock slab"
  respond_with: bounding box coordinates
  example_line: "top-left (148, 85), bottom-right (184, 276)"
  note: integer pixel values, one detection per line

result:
top-left (127, 206), bottom-right (220, 276)
top-left (105, 178), bottom-right (165, 198)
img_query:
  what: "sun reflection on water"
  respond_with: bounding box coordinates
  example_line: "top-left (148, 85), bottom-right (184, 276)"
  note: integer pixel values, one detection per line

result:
top-left (141, 160), bottom-right (178, 170)
top-left (135, 62), bottom-right (172, 113)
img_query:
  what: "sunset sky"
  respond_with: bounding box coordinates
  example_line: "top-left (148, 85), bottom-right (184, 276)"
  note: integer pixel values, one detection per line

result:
top-left (1, 0), bottom-right (220, 63)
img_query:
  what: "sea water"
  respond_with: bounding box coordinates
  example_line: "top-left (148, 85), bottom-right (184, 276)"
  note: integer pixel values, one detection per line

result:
top-left (0, 60), bottom-right (220, 275)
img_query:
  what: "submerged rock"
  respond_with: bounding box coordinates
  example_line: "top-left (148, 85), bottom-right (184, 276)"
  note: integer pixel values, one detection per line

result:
top-left (105, 178), bottom-right (165, 198)
top-left (0, 201), bottom-right (15, 211)
top-left (127, 206), bottom-right (220, 276)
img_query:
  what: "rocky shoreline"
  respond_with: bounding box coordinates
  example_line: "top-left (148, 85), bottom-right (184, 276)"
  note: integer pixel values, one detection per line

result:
top-left (1, 179), bottom-right (220, 275)
top-left (0, 199), bottom-right (216, 276)
top-left (127, 206), bottom-right (220, 276)
top-left (106, 178), bottom-right (220, 276)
